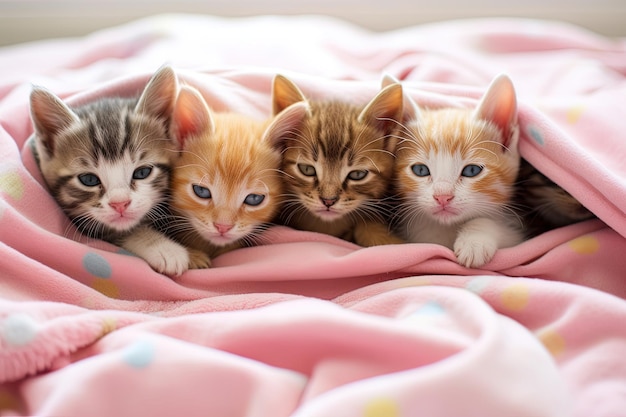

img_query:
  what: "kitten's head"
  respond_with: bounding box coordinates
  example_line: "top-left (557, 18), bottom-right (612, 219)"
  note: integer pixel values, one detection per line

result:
top-left (271, 75), bottom-right (403, 223)
top-left (30, 66), bottom-right (180, 238)
top-left (170, 86), bottom-right (307, 247)
top-left (395, 74), bottom-right (520, 226)
top-left (516, 158), bottom-right (594, 228)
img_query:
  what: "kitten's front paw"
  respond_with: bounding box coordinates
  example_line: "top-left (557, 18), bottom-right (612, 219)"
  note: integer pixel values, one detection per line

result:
top-left (144, 240), bottom-right (191, 277)
top-left (453, 233), bottom-right (498, 268)
top-left (188, 248), bottom-right (212, 269)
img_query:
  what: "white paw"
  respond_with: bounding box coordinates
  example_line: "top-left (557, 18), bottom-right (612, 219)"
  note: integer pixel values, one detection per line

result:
top-left (143, 239), bottom-right (190, 277)
top-left (453, 232), bottom-right (498, 268)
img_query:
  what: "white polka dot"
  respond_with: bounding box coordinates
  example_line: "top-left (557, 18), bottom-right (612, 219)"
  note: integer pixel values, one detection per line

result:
top-left (1, 313), bottom-right (39, 346)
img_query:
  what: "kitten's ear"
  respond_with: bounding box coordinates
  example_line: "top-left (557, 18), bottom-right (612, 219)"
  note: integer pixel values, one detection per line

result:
top-left (358, 82), bottom-right (403, 134)
top-left (473, 74), bottom-right (518, 149)
top-left (30, 86), bottom-right (79, 156)
top-left (381, 73), bottom-right (400, 89)
top-left (171, 86), bottom-right (215, 149)
top-left (272, 74), bottom-right (308, 116)
top-left (135, 65), bottom-right (178, 120)
top-left (263, 102), bottom-right (308, 150)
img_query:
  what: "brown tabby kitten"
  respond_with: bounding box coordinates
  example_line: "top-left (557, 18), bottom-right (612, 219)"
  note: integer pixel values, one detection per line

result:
top-left (271, 75), bottom-right (405, 246)
top-left (169, 85), bottom-right (308, 265)
top-left (515, 158), bottom-right (595, 237)
top-left (30, 66), bottom-right (209, 276)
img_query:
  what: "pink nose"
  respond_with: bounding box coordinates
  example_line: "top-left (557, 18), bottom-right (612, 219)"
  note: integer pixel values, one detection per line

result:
top-left (433, 194), bottom-right (454, 206)
top-left (214, 223), bottom-right (234, 234)
top-left (109, 200), bottom-right (130, 214)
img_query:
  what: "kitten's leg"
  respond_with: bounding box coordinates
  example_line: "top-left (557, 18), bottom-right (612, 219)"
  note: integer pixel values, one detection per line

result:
top-left (353, 220), bottom-right (406, 247)
top-left (121, 225), bottom-right (198, 276)
top-left (454, 217), bottom-right (523, 268)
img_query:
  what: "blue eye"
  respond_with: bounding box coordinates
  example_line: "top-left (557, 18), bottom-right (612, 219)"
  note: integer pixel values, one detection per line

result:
top-left (244, 194), bottom-right (265, 206)
top-left (347, 170), bottom-right (368, 181)
top-left (78, 173), bottom-right (100, 187)
top-left (461, 164), bottom-right (483, 177)
top-left (298, 163), bottom-right (316, 177)
top-left (411, 164), bottom-right (430, 177)
top-left (132, 166), bottom-right (152, 180)
top-left (192, 184), bottom-right (211, 199)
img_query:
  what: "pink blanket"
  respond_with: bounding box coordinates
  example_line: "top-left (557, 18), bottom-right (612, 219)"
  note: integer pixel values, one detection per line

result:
top-left (1, 14), bottom-right (625, 416)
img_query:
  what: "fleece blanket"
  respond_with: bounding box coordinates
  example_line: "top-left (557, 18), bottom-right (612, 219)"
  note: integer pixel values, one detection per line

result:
top-left (0, 14), bottom-right (625, 417)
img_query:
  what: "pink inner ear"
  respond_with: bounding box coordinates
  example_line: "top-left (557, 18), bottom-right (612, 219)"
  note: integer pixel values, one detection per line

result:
top-left (475, 75), bottom-right (518, 145)
top-left (172, 88), bottom-right (212, 149)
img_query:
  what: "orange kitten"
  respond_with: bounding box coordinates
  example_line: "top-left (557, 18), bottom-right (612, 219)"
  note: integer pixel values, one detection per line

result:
top-left (393, 74), bottom-right (523, 267)
top-left (169, 86), bottom-right (307, 266)
top-left (271, 75), bottom-right (405, 247)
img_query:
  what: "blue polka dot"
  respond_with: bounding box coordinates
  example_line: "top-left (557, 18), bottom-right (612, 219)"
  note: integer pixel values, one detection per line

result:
top-left (466, 276), bottom-right (494, 295)
top-left (527, 125), bottom-right (545, 146)
top-left (117, 248), bottom-right (137, 257)
top-left (83, 252), bottom-right (112, 278)
top-left (413, 301), bottom-right (445, 316)
top-left (1, 313), bottom-right (38, 346)
top-left (123, 339), bottom-right (155, 369)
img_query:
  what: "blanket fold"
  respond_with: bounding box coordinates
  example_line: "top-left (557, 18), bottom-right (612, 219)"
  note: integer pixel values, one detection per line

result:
top-left (0, 13), bottom-right (624, 417)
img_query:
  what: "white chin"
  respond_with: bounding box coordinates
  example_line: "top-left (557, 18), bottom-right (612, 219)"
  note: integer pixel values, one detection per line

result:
top-left (313, 209), bottom-right (344, 222)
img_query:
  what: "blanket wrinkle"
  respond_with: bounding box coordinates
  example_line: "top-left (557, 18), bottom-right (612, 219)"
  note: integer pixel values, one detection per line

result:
top-left (0, 14), bottom-right (625, 417)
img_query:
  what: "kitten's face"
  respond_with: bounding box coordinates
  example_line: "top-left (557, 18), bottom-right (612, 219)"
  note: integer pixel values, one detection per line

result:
top-left (281, 101), bottom-right (396, 222)
top-left (171, 113), bottom-right (283, 247)
top-left (40, 106), bottom-right (175, 234)
top-left (271, 75), bottom-right (403, 224)
top-left (30, 67), bottom-right (179, 238)
top-left (395, 109), bottom-right (519, 226)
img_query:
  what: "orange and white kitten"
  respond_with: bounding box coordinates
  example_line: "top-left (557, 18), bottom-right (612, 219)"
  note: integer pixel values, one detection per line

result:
top-left (271, 75), bottom-right (405, 247)
top-left (169, 86), bottom-right (307, 266)
top-left (393, 74), bottom-right (523, 267)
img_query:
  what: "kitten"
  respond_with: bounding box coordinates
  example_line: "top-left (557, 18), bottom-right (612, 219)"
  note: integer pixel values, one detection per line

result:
top-left (393, 74), bottom-right (523, 268)
top-left (168, 85), bottom-right (308, 264)
top-left (270, 74), bottom-right (405, 247)
top-left (30, 66), bottom-right (208, 276)
top-left (515, 158), bottom-right (595, 237)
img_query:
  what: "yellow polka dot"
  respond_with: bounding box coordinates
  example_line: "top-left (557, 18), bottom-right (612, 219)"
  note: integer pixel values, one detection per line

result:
top-left (538, 329), bottom-right (566, 357)
top-left (568, 235), bottom-right (600, 255)
top-left (92, 279), bottom-right (120, 299)
top-left (0, 171), bottom-right (24, 200)
top-left (364, 398), bottom-right (400, 417)
top-left (101, 317), bottom-right (117, 336)
top-left (501, 283), bottom-right (530, 311)
top-left (566, 105), bottom-right (585, 124)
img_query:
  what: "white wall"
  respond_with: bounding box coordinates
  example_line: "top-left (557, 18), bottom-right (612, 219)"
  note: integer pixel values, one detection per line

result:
top-left (1, 0), bottom-right (625, 46)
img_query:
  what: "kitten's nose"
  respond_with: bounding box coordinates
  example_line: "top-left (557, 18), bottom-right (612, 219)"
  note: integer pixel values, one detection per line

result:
top-left (321, 197), bottom-right (338, 208)
top-left (214, 223), bottom-right (234, 234)
top-left (109, 200), bottom-right (130, 214)
top-left (433, 194), bottom-right (454, 206)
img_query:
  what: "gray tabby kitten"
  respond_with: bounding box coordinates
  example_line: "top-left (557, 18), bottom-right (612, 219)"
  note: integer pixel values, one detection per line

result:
top-left (30, 66), bottom-right (208, 276)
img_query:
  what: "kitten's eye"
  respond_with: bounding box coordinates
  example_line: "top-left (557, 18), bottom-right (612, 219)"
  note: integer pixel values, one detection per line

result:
top-left (461, 164), bottom-right (483, 177)
top-left (298, 164), bottom-right (316, 177)
top-left (411, 164), bottom-right (430, 177)
top-left (243, 193), bottom-right (265, 206)
top-left (132, 166), bottom-right (152, 180)
top-left (192, 184), bottom-right (211, 199)
top-left (347, 170), bottom-right (368, 181)
top-left (78, 173), bottom-right (101, 187)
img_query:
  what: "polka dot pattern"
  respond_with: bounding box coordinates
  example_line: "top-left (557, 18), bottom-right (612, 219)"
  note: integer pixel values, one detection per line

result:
top-left (538, 329), bottom-right (566, 357)
top-left (0, 171), bottom-right (24, 201)
top-left (364, 397), bottom-right (400, 417)
top-left (501, 283), bottom-right (530, 311)
top-left (123, 339), bottom-right (155, 369)
top-left (568, 235), bottom-right (600, 255)
top-left (526, 125), bottom-right (545, 146)
top-left (92, 279), bottom-right (120, 299)
top-left (566, 105), bottom-right (585, 124)
top-left (1, 313), bottom-right (38, 346)
top-left (83, 252), bottom-right (112, 278)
